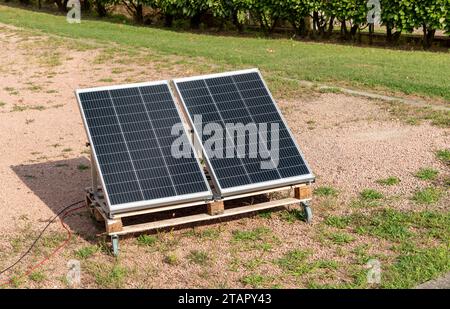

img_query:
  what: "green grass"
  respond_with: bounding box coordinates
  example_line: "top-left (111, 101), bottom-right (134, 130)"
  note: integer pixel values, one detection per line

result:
top-left (328, 232), bottom-right (355, 244)
top-left (77, 164), bottom-right (89, 171)
top-left (232, 227), bottom-right (271, 242)
top-left (376, 176), bottom-right (400, 186)
top-left (314, 186), bottom-right (338, 197)
top-left (187, 250), bottom-right (209, 266)
top-left (279, 208), bottom-right (305, 223)
top-left (415, 168), bottom-right (439, 180)
top-left (88, 263), bottom-right (128, 288)
top-left (360, 189), bottom-right (383, 200)
top-left (332, 209), bottom-right (450, 242)
top-left (436, 149), bottom-right (450, 164)
top-left (382, 245), bottom-right (450, 288)
top-left (29, 271), bottom-right (46, 283)
top-left (276, 249), bottom-right (311, 276)
top-left (241, 274), bottom-right (271, 288)
top-left (75, 245), bottom-right (98, 259)
top-left (412, 187), bottom-right (442, 204)
top-left (1, 6), bottom-right (449, 100)
top-left (163, 253), bottom-right (179, 265)
top-left (136, 234), bottom-right (157, 246)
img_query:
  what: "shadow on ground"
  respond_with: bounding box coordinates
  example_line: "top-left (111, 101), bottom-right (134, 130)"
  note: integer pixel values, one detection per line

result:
top-left (11, 157), bottom-right (295, 242)
top-left (11, 157), bottom-right (103, 241)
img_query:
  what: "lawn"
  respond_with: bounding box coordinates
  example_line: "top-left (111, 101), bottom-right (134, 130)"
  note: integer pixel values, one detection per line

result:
top-left (0, 5), bottom-right (449, 101)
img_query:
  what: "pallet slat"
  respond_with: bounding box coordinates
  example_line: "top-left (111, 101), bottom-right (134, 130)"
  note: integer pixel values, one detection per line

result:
top-left (110, 197), bottom-right (301, 236)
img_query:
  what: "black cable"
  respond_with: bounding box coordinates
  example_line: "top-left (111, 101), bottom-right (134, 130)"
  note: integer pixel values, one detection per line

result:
top-left (0, 199), bottom-right (85, 276)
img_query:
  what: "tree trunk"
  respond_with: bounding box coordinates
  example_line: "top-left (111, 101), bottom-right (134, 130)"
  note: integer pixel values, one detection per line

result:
top-left (368, 23), bottom-right (374, 45)
top-left (190, 13), bottom-right (202, 29)
top-left (82, 0), bottom-right (90, 12)
top-left (325, 16), bottom-right (334, 38)
top-left (164, 14), bottom-right (174, 27)
top-left (311, 12), bottom-right (319, 39)
top-left (95, 0), bottom-right (107, 17)
top-left (340, 20), bottom-right (348, 40)
top-left (134, 4), bottom-right (143, 24)
top-left (232, 10), bottom-right (243, 33)
top-left (423, 24), bottom-right (435, 49)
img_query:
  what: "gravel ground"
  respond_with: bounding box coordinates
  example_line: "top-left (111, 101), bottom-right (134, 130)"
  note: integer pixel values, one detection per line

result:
top-left (0, 24), bottom-right (448, 289)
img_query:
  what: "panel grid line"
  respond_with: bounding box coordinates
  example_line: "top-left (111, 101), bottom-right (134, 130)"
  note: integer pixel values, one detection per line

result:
top-left (202, 79), bottom-right (252, 184)
top-left (230, 75), bottom-right (282, 179)
top-left (137, 87), bottom-right (179, 195)
top-left (106, 90), bottom-right (146, 200)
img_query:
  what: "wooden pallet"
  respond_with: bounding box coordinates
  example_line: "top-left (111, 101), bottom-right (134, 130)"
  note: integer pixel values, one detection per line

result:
top-left (85, 183), bottom-right (313, 237)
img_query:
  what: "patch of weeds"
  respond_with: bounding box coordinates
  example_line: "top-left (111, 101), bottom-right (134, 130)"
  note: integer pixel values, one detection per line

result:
top-left (87, 262), bottom-right (128, 288)
top-left (435, 149), bottom-right (450, 164)
top-left (187, 250), bottom-right (209, 266)
top-left (232, 227), bottom-right (279, 251)
top-left (232, 227), bottom-right (271, 242)
top-left (328, 232), bottom-right (355, 244)
top-left (312, 259), bottom-right (339, 270)
top-left (0, 101), bottom-right (6, 107)
top-left (77, 164), bottom-right (90, 171)
top-left (10, 275), bottom-right (24, 288)
top-left (25, 119), bottom-right (35, 125)
top-left (348, 210), bottom-right (412, 241)
top-left (243, 258), bottom-right (264, 270)
top-left (196, 228), bottom-right (221, 239)
top-left (98, 78), bottom-right (114, 83)
top-left (314, 186), bottom-right (338, 197)
top-left (276, 249), bottom-right (311, 276)
top-left (382, 102), bottom-right (450, 128)
top-left (415, 168), bottom-right (439, 181)
top-left (62, 148), bottom-right (73, 153)
top-left (46, 90), bottom-right (58, 94)
top-left (29, 271), bottom-right (46, 283)
top-left (412, 187), bottom-right (442, 204)
top-left (324, 215), bottom-right (350, 229)
top-left (376, 176), bottom-right (400, 186)
top-left (41, 232), bottom-right (66, 249)
top-left (136, 234), bottom-right (157, 246)
top-left (258, 211), bottom-right (272, 219)
top-left (12, 105), bottom-right (46, 112)
top-left (164, 253), bottom-right (179, 265)
top-left (360, 189), bottom-right (383, 200)
top-left (50, 143), bottom-right (61, 148)
top-left (382, 245), bottom-right (450, 288)
top-left (319, 87), bottom-right (342, 94)
top-left (280, 208), bottom-right (305, 223)
top-left (55, 163), bottom-right (69, 168)
top-left (351, 244), bottom-right (370, 264)
top-left (27, 84), bottom-right (42, 92)
top-left (241, 274), bottom-right (271, 288)
top-left (75, 245), bottom-right (98, 259)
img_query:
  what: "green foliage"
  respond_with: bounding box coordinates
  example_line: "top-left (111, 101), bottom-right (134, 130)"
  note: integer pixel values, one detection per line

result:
top-left (360, 189), bottom-right (383, 200)
top-left (376, 176), bottom-right (400, 186)
top-left (314, 186), bottom-right (338, 197)
top-left (436, 149), bottom-right (450, 164)
top-left (412, 187), bottom-right (442, 204)
top-left (415, 168), bottom-right (439, 181)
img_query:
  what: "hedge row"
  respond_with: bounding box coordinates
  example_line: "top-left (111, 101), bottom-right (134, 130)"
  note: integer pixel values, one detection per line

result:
top-left (12, 0), bottom-right (450, 47)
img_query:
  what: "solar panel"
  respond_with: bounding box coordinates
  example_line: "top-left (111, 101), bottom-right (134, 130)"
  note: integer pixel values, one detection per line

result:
top-left (173, 69), bottom-right (314, 197)
top-left (76, 81), bottom-right (212, 214)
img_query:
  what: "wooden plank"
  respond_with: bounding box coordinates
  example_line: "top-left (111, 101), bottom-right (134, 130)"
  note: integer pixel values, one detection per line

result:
top-left (207, 201), bottom-right (224, 215)
top-left (111, 200), bottom-right (208, 219)
top-left (110, 197), bottom-right (300, 236)
top-left (106, 218), bottom-right (123, 233)
top-left (294, 184), bottom-right (312, 200)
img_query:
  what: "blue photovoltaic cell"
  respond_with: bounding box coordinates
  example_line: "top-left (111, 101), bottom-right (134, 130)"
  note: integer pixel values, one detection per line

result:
top-left (175, 71), bottom-right (313, 190)
top-left (77, 83), bottom-right (210, 206)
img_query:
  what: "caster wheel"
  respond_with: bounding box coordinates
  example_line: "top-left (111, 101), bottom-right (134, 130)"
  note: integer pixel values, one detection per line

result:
top-left (301, 202), bottom-right (313, 224)
top-left (111, 235), bottom-right (119, 257)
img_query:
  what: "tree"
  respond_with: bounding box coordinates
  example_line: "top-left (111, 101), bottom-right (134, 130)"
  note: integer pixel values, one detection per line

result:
top-left (284, 0), bottom-right (312, 36)
top-left (398, 0), bottom-right (446, 48)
